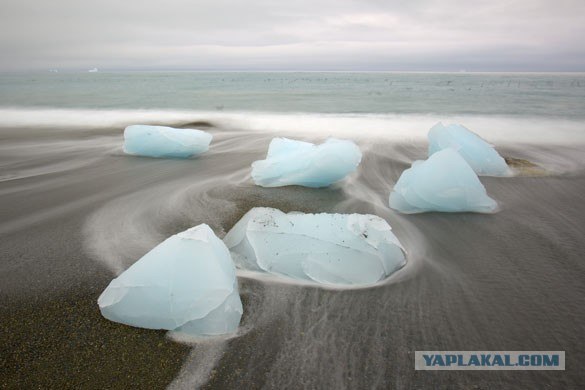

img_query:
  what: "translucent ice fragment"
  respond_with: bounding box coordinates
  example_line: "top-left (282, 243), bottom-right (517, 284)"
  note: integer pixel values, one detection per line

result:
top-left (123, 125), bottom-right (212, 158)
top-left (251, 137), bottom-right (362, 188)
top-left (389, 148), bottom-right (498, 214)
top-left (224, 207), bottom-right (406, 286)
top-left (98, 224), bottom-right (242, 336)
top-left (428, 122), bottom-right (511, 176)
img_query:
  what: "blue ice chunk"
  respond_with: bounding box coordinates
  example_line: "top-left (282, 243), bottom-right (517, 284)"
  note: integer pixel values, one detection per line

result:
top-left (389, 148), bottom-right (498, 214)
top-left (251, 137), bottom-right (362, 188)
top-left (224, 207), bottom-right (406, 286)
top-left (123, 125), bottom-right (212, 158)
top-left (98, 224), bottom-right (242, 336)
top-left (428, 122), bottom-right (511, 176)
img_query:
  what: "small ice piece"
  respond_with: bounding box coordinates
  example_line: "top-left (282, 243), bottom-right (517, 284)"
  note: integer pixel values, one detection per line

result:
top-left (428, 122), bottom-right (511, 176)
top-left (389, 148), bottom-right (498, 214)
top-left (98, 224), bottom-right (242, 336)
top-left (123, 125), bottom-right (212, 158)
top-left (251, 137), bottom-right (362, 188)
top-left (224, 207), bottom-right (406, 286)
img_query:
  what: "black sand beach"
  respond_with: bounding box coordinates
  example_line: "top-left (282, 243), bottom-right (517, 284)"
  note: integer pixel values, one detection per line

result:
top-left (2, 123), bottom-right (585, 389)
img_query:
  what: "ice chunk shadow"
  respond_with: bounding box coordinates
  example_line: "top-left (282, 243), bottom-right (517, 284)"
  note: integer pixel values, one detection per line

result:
top-left (504, 157), bottom-right (549, 176)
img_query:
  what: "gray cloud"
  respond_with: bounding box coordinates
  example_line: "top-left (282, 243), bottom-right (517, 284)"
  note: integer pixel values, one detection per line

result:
top-left (0, 0), bottom-right (584, 71)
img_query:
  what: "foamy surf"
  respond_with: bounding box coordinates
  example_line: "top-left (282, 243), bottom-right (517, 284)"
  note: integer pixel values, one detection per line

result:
top-left (1, 107), bottom-right (585, 145)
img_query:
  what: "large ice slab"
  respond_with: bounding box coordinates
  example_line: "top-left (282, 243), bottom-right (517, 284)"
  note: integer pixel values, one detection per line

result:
top-left (389, 148), bottom-right (498, 214)
top-left (428, 122), bottom-right (511, 176)
top-left (98, 224), bottom-right (242, 336)
top-left (124, 125), bottom-right (212, 158)
top-left (224, 207), bottom-right (406, 286)
top-left (251, 137), bottom-right (362, 188)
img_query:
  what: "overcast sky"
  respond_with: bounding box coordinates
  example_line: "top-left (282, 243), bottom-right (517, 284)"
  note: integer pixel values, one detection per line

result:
top-left (1, 0), bottom-right (584, 72)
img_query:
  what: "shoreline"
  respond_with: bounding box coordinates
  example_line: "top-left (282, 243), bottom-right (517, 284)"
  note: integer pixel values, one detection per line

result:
top-left (1, 124), bottom-right (585, 388)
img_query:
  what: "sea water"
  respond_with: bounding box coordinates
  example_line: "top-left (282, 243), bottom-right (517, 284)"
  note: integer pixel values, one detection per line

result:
top-left (0, 71), bottom-right (584, 149)
top-left (0, 72), bottom-right (584, 118)
top-left (2, 72), bottom-right (585, 388)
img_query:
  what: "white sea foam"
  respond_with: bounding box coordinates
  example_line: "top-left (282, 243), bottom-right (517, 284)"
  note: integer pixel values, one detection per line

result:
top-left (1, 107), bottom-right (585, 145)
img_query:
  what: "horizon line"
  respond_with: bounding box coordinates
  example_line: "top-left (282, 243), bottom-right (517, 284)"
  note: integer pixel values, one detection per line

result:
top-left (2, 69), bottom-right (585, 75)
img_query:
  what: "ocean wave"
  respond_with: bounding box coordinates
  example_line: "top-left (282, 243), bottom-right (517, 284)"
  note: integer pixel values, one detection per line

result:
top-left (1, 107), bottom-right (585, 145)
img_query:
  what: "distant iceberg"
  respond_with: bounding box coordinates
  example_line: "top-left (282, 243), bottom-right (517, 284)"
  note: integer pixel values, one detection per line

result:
top-left (251, 137), bottom-right (362, 188)
top-left (88, 68), bottom-right (98, 73)
top-left (98, 224), bottom-right (242, 336)
top-left (389, 148), bottom-right (498, 214)
top-left (428, 122), bottom-right (511, 176)
top-left (224, 207), bottom-right (406, 286)
top-left (124, 125), bottom-right (212, 158)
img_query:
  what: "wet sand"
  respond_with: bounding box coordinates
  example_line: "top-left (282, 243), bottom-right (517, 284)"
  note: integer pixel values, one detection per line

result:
top-left (1, 124), bottom-right (585, 389)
